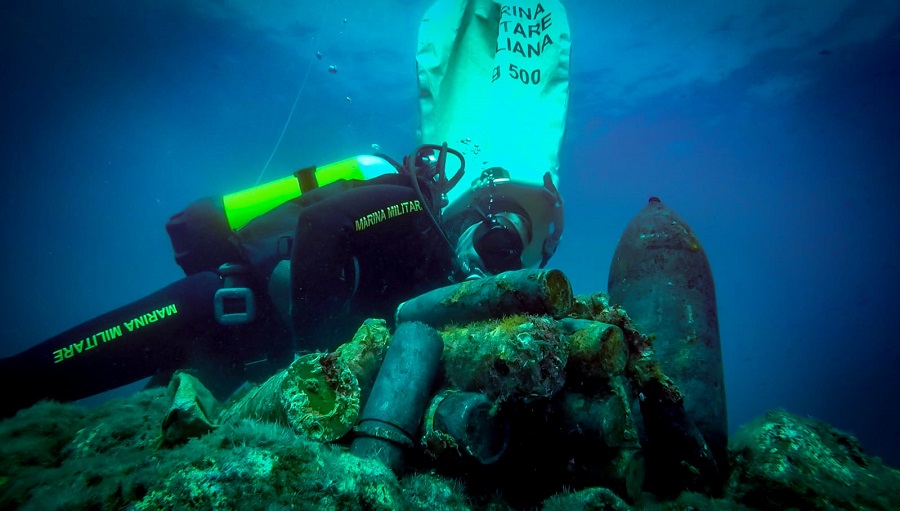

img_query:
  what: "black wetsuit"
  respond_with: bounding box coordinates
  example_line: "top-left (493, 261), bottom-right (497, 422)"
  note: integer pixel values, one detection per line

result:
top-left (0, 171), bottom-right (455, 417)
top-left (290, 175), bottom-right (455, 349)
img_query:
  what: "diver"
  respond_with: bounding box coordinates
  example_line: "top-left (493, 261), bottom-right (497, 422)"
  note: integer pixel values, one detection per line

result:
top-left (0, 0), bottom-right (572, 419)
top-left (0, 143), bottom-right (564, 419)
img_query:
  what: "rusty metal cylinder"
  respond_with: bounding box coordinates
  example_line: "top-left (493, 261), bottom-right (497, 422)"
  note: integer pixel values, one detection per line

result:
top-left (395, 268), bottom-right (573, 328)
top-left (560, 318), bottom-right (628, 381)
top-left (608, 197), bottom-right (727, 485)
top-left (351, 322), bottom-right (444, 474)
top-left (422, 390), bottom-right (509, 464)
top-left (218, 319), bottom-right (392, 442)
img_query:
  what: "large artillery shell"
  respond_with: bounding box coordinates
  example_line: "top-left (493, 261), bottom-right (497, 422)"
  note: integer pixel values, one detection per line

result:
top-left (421, 389), bottom-right (509, 464)
top-left (560, 318), bottom-right (627, 381)
top-left (441, 315), bottom-right (567, 403)
top-left (352, 322), bottom-right (444, 474)
top-left (557, 377), bottom-right (644, 502)
top-left (219, 319), bottom-right (391, 442)
top-left (218, 352), bottom-right (359, 442)
top-left (608, 197), bottom-right (727, 470)
top-left (395, 269), bottom-right (573, 328)
top-left (330, 318), bottom-right (393, 404)
top-left (559, 386), bottom-right (633, 450)
top-left (638, 375), bottom-right (719, 495)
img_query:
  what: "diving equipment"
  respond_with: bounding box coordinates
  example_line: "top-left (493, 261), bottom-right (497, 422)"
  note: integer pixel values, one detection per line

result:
top-left (223, 155), bottom-right (397, 231)
top-left (456, 210), bottom-right (530, 276)
top-left (214, 263), bottom-right (256, 325)
top-left (395, 143), bottom-right (466, 262)
top-left (167, 154), bottom-right (397, 276)
top-left (446, 167), bottom-right (564, 270)
top-left (449, 167), bottom-right (535, 275)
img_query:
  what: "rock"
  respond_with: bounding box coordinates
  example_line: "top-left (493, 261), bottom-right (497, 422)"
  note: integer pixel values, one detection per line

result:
top-left (541, 486), bottom-right (631, 511)
top-left (726, 409), bottom-right (900, 510)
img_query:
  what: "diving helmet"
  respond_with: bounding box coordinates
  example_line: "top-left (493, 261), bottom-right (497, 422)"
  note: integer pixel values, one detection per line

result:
top-left (446, 167), bottom-right (564, 275)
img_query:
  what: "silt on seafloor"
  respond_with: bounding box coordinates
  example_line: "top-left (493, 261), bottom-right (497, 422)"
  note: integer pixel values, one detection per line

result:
top-left (608, 197), bottom-right (728, 470)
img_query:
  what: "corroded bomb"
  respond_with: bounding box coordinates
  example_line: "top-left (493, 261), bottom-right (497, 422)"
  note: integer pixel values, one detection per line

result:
top-left (421, 389), bottom-right (509, 464)
top-left (396, 268), bottom-right (573, 328)
top-left (608, 197), bottom-right (727, 471)
top-left (440, 315), bottom-right (567, 403)
top-left (218, 319), bottom-right (392, 442)
top-left (352, 322), bottom-right (444, 474)
top-left (560, 318), bottom-right (627, 382)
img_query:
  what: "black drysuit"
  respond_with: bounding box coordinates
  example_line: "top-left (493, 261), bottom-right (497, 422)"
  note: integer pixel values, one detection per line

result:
top-left (0, 172), bottom-right (456, 417)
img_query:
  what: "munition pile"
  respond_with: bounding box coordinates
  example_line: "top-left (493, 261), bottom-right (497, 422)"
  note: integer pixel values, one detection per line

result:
top-left (158, 269), bottom-right (724, 505)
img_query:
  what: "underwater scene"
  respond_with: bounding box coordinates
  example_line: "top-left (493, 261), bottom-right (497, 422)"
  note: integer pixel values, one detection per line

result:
top-left (1, 0), bottom-right (899, 509)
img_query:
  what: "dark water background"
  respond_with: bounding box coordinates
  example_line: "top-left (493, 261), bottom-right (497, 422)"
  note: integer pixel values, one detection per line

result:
top-left (2, 1), bottom-right (899, 466)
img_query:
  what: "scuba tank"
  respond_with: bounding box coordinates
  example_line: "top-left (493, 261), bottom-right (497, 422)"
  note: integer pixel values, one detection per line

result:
top-left (165, 155), bottom-right (398, 277)
top-left (223, 155), bottom-right (397, 231)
